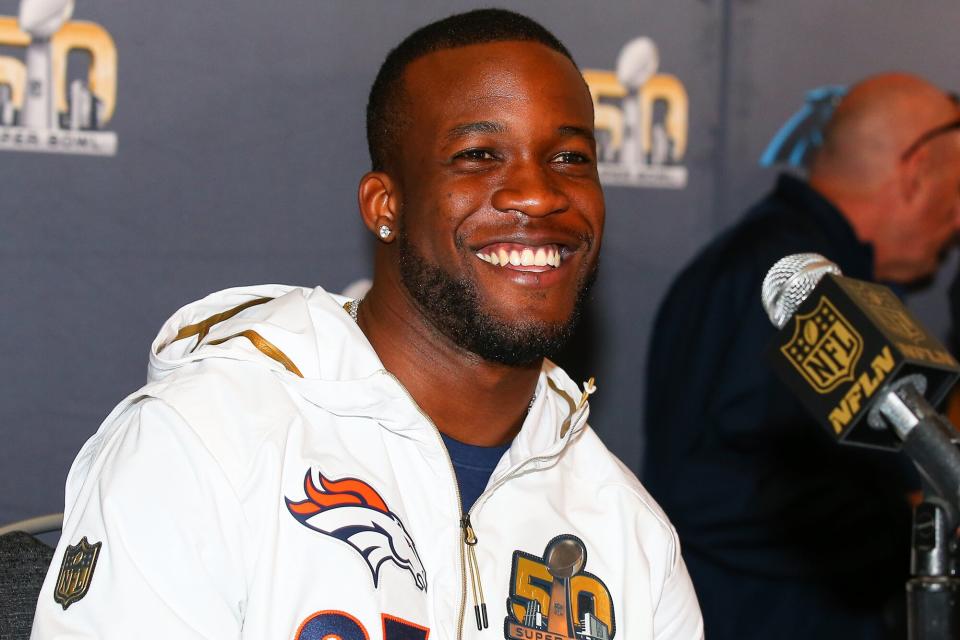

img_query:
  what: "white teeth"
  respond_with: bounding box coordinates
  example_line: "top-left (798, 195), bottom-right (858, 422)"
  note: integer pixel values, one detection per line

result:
top-left (477, 245), bottom-right (562, 268)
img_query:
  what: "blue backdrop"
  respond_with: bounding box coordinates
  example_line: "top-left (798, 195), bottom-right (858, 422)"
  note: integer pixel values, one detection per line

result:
top-left (1, 0), bottom-right (958, 527)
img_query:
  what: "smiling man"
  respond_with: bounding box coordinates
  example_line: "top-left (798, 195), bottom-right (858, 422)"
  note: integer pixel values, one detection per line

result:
top-left (32, 9), bottom-right (702, 640)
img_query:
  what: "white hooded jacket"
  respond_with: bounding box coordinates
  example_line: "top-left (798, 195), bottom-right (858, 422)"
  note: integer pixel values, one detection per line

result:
top-left (31, 285), bottom-right (703, 640)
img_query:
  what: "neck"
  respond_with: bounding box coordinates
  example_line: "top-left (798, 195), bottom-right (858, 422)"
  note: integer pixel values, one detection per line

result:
top-left (809, 175), bottom-right (892, 278)
top-left (356, 277), bottom-right (540, 447)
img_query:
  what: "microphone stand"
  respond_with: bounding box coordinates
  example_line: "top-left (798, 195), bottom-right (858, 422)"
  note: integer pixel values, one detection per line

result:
top-left (908, 489), bottom-right (960, 639)
top-left (874, 381), bottom-right (960, 639)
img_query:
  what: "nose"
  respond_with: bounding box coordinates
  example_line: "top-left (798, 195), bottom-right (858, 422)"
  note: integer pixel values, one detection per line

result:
top-left (491, 159), bottom-right (570, 218)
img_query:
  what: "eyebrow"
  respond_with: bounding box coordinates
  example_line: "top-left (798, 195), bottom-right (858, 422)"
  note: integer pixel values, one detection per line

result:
top-left (444, 121), bottom-right (506, 142)
top-left (558, 125), bottom-right (596, 144)
top-left (443, 121), bottom-right (596, 145)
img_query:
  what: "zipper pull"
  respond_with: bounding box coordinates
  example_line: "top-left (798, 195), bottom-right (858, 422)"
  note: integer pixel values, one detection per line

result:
top-left (560, 377), bottom-right (598, 439)
top-left (461, 514), bottom-right (488, 630)
top-left (578, 376), bottom-right (597, 410)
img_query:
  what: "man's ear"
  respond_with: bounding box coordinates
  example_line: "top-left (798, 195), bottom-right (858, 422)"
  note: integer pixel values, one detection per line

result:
top-left (899, 147), bottom-right (928, 205)
top-left (358, 171), bottom-right (400, 242)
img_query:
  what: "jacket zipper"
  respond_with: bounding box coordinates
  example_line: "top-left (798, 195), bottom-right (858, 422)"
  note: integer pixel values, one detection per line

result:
top-left (383, 372), bottom-right (595, 639)
top-left (472, 379), bottom-right (594, 513)
top-left (458, 383), bottom-right (595, 632)
top-left (382, 372), bottom-right (471, 639)
top-left (344, 306), bottom-right (471, 636)
top-left (457, 412), bottom-right (589, 632)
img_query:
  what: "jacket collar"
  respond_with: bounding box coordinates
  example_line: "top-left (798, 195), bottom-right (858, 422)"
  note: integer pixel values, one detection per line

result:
top-left (149, 284), bottom-right (592, 460)
top-left (771, 173), bottom-right (875, 281)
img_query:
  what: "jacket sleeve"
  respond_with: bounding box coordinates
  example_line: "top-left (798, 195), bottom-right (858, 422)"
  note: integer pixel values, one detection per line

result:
top-left (31, 398), bottom-right (249, 639)
top-left (653, 530), bottom-right (704, 640)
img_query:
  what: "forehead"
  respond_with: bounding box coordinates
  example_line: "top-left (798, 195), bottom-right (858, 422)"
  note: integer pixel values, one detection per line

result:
top-left (399, 40), bottom-right (594, 134)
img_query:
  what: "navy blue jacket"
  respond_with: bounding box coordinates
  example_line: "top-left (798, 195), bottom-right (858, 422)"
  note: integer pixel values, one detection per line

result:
top-left (644, 174), bottom-right (918, 640)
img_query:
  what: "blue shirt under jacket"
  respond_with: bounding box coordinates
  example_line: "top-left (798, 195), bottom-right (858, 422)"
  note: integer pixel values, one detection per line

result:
top-left (440, 432), bottom-right (511, 514)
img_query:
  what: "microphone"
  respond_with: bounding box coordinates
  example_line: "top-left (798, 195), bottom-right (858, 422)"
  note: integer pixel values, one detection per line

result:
top-left (764, 253), bottom-right (960, 639)
top-left (762, 253), bottom-right (960, 450)
top-left (763, 253), bottom-right (960, 513)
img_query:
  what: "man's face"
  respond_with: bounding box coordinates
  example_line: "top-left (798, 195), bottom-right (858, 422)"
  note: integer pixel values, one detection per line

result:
top-left (894, 134), bottom-right (960, 283)
top-left (388, 41), bottom-right (604, 364)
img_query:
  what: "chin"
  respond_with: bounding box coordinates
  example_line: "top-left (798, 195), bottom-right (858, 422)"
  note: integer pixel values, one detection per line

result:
top-left (479, 294), bottom-right (578, 326)
top-left (897, 269), bottom-right (937, 291)
top-left (398, 231), bottom-right (595, 365)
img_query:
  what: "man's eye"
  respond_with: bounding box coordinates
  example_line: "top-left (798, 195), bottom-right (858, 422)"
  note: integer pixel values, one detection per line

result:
top-left (454, 149), bottom-right (496, 161)
top-left (553, 151), bottom-right (590, 164)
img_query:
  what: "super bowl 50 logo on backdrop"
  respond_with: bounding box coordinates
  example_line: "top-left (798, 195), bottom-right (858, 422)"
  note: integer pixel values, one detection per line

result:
top-left (0, 0), bottom-right (117, 155)
top-left (584, 37), bottom-right (688, 189)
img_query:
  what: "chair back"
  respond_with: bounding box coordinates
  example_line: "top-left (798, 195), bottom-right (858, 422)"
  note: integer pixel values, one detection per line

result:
top-left (0, 531), bottom-right (55, 640)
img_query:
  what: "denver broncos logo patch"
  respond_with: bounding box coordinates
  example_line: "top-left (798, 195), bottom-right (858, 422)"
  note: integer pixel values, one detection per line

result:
top-left (285, 470), bottom-right (427, 592)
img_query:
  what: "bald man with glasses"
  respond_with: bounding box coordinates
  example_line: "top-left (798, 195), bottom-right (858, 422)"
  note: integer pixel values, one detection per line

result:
top-left (644, 72), bottom-right (960, 640)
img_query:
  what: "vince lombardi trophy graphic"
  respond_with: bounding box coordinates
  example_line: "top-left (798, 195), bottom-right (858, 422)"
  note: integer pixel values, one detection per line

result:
top-left (19, 0), bottom-right (74, 130)
top-left (615, 37), bottom-right (658, 175)
top-left (545, 536), bottom-right (587, 638)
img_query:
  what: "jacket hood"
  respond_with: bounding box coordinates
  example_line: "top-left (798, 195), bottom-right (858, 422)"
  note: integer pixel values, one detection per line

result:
top-left (148, 284), bottom-right (594, 456)
top-left (150, 284), bottom-right (380, 382)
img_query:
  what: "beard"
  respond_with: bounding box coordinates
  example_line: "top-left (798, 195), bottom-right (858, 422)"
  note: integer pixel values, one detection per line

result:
top-left (396, 229), bottom-right (596, 367)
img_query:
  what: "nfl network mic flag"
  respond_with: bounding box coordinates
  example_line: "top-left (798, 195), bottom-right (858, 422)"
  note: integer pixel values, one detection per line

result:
top-left (768, 274), bottom-right (960, 450)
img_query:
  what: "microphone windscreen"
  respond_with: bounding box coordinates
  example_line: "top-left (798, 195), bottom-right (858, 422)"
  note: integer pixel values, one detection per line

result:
top-left (761, 253), bottom-right (842, 329)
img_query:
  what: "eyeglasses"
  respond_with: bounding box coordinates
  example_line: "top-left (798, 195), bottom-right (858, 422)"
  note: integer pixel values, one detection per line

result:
top-left (900, 117), bottom-right (960, 161)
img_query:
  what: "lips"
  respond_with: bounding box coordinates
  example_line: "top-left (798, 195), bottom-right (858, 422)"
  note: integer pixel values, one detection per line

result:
top-left (474, 242), bottom-right (562, 271)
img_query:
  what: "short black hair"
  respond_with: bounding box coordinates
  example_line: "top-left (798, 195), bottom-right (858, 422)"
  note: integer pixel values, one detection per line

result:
top-left (366, 8), bottom-right (576, 172)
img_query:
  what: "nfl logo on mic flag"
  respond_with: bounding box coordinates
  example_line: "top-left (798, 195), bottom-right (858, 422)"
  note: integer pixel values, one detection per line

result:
top-left (769, 274), bottom-right (960, 450)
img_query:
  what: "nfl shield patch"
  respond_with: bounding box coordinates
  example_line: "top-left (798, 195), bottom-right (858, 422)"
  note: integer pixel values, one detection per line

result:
top-left (54, 537), bottom-right (102, 610)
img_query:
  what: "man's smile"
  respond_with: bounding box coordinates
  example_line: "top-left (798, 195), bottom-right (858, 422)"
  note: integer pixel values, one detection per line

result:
top-left (474, 243), bottom-right (563, 271)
